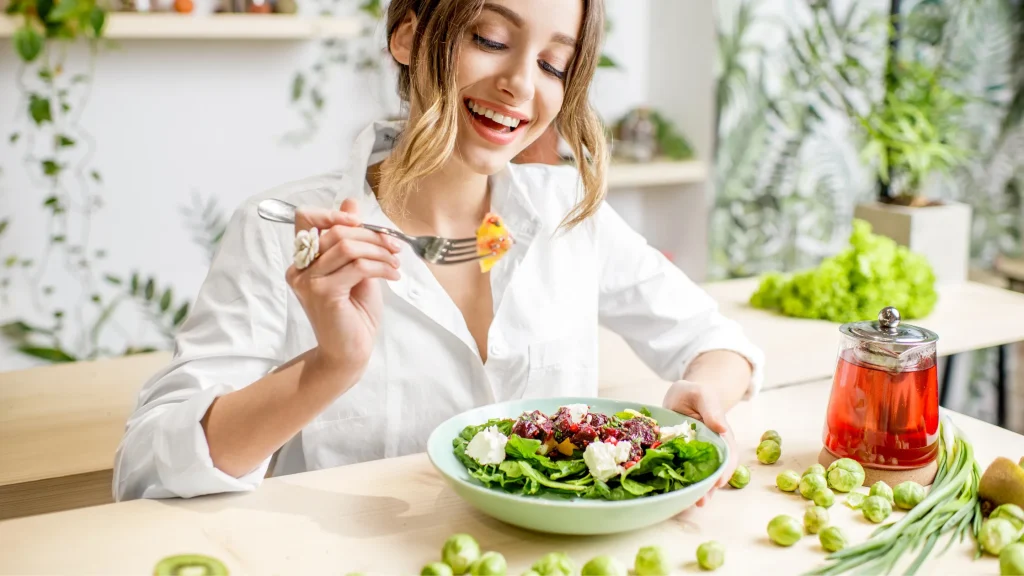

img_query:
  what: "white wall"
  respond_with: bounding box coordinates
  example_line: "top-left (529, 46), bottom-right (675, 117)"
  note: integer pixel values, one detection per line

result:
top-left (0, 1), bottom-right (661, 371)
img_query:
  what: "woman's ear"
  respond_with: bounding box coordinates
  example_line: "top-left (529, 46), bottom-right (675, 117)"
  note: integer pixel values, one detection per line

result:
top-left (389, 9), bottom-right (418, 66)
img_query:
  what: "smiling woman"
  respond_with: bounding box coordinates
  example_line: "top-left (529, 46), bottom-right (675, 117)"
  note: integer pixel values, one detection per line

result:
top-left (112, 0), bottom-right (763, 507)
top-left (379, 0), bottom-right (607, 229)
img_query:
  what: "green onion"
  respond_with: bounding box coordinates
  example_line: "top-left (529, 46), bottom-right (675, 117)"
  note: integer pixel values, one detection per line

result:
top-left (805, 417), bottom-right (982, 576)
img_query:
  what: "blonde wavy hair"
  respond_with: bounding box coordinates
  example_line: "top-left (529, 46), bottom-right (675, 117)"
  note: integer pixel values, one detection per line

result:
top-left (379, 0), bottom-right (608, 231)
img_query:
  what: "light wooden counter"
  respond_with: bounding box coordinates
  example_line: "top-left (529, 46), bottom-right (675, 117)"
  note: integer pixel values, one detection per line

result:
top-left (0, 351), bottom-right (170, 518)
top-left (2, 380), bottom-right (1020, 575)
top-left (599, 278), bottom-right (1024, 390)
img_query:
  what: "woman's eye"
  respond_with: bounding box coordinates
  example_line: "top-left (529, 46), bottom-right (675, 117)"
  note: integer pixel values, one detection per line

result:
top-left (540, 61), bottom-right (566, 81)
top-left (473, 34), bottom-right (507, 51)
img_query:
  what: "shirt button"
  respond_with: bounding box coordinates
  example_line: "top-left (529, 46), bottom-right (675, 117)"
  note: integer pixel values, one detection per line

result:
top-left (408, 287), bottom-right (421, 300)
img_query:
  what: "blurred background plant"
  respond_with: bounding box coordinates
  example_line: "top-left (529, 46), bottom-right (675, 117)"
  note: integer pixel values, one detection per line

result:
top-left (712, 0), bottom-right (1024, 422)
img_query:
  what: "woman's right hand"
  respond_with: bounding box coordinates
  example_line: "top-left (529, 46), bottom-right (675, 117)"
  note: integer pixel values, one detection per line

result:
top-left (285, 197), bottom-right (402, 389)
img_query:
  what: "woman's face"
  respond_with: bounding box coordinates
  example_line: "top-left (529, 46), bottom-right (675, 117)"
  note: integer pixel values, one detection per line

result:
top-left (396, 0), bottom-right (584, 176)
top-left (455, 0), bottom-right (582, 174)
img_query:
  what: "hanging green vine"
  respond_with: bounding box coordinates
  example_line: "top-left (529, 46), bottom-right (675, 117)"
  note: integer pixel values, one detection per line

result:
top-left (3, 0), bottom-right (192, 363)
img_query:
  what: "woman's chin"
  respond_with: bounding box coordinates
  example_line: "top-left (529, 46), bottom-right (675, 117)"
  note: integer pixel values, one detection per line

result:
top-left (454, 137), bottom-right (525, 176)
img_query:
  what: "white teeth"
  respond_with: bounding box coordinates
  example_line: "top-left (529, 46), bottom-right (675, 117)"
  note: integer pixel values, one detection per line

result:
top-left (467, 99), bottom-right (524, 129)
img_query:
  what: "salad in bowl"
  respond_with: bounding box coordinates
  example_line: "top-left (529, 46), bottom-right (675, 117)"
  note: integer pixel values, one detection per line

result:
top-left (427, 397), bottom-right (729, 535)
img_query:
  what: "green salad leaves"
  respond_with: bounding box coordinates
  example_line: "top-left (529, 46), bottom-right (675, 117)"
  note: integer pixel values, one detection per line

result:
top-left (452, 410), bottom-right (723, 501)
top-left (749, 219), bottom-right (937, 323)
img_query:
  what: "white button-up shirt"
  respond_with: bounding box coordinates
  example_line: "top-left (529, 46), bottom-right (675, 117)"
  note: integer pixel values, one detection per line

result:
top-left (113, 121), bottom-right (765, 502)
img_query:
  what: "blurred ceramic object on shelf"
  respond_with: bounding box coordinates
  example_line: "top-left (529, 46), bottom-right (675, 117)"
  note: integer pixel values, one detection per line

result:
top-left (246, 0), bottom-right (271, 13)
top-left (173, 0), bottom-right (193, 13)
top-left (274, 0), bottom-right (296, 14)
top-left (615, 107), bottom-right (657, 163)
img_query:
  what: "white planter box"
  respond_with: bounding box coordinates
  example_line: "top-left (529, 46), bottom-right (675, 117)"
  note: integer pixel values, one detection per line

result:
top-left (853, 200), bottom-right (972, 285)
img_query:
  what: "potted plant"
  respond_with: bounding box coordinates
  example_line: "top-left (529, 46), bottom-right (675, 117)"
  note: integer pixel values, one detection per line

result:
top-left (851, 0), bottom-right (973, 285)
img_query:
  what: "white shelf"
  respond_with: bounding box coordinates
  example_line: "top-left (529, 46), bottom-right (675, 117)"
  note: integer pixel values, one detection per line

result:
top-left (607, 159), bottom-right (707, 189)
top-left (0, 13), bottom-right (361, 40)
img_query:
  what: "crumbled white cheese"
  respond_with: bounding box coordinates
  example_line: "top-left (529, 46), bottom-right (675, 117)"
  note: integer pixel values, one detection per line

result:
top-left (659, 423), bottom-right (697, 443)
top-left (583, 440), bottom-right (633, 482)
top-left (564, 403), bottom-right (589, 424)
top-left (465, 426), bottom-right (508, 465)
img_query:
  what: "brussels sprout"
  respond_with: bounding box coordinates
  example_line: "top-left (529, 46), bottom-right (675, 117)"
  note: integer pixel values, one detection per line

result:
top-left (799, 473), bottom-right (828, 500)
top-left (634, 545), bottom-right (669, 576)
top-left (845, 493), bottom-right (866, 509)
top-left (767, 515), bottom-right (803, 546)
top-left (869, 481), bottom-right (895, 506)
top-left (804, 505), bottom-right (830, 534)
top-left (581, 555), bottom-right (627, 576)
top-left (893, 481), bottom-right (926, 510)
top-left (826, 458), bottom-right (865, 492)
top-left (442, 534), bottom-right (481, 575)
top-left (1001, 543), bottom-right (1024, 575)
top-left (531, 552), bottom-right (576, 576)
top-left (819, 526), bottom-right (849, 553)
top-left (761, 430), bottom-right (782, 446)
top-left (757, 440), bottom-right (781, 464)
top-left (812, 488), bottom-right (835, 508)
top-left (777, 470), bottom-right (801, 492)
top-left (991, 504), bottom-right (1024, 532)
top-left (423, 563), bottom-right (455, 576)
top-left (696, 541), bottom-right (725, 571)
top-left (729, 465), bottom-right (751, 489)
top-left (804, 464), bottom-right (826, 477)
top-left (982, 518), bottom-right (1021, 556)
top-left (862, 495), bottom-right (892, 523)
top-left (469, 552), bottom-right (507, 576)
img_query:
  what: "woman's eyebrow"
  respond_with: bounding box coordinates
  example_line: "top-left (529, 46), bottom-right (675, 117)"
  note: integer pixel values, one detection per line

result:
top-left (481, 3), bottom-right (578, 47)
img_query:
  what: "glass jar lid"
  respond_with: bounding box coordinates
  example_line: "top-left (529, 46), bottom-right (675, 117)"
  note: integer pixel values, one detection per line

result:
top-left (839, 306), bottom-right (938, 345)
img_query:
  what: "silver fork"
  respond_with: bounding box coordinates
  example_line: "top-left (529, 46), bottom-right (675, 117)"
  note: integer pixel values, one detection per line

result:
top-left (256, 198), bottom-right (484, 265)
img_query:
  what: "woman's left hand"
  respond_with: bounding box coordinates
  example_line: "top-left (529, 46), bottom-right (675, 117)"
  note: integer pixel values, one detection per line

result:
top-left (664, 380), bottom-right (738, 507)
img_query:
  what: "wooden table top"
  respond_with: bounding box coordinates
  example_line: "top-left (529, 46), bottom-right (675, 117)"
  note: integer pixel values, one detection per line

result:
top-left (2, 379), bottom-right (1020, 575)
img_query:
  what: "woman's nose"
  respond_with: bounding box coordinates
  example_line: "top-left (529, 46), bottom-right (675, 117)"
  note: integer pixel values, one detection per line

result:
top-left (496, 56), bottom-right (535, 107)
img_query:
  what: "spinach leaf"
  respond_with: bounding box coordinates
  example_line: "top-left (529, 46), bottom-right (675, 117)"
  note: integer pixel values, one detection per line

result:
top-left (549, 459), bottom-right (587, 479)
top-left (620, 476), bottom-right (655, 496)
top-left (653, 463), bottom-right (687, 484)
top-left (516, 461), bottom-right (588, 492)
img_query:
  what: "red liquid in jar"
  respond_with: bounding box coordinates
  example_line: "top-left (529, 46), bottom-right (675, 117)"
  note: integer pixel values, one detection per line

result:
top-left (823, 348), bottom-right (939, 469)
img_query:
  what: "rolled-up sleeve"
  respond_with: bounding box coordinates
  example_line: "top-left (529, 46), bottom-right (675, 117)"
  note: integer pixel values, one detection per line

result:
top-left (595, 203), bottom-right (765, 399)
top-left (113, 200), bottom-right (288, 501)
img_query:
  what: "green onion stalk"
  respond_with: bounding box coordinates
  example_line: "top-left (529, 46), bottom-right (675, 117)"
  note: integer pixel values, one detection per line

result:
top-left (806, 417), bottom-right (982, 576)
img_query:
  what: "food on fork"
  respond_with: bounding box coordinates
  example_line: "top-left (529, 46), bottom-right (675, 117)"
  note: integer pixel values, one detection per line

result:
top-left (475, 212), bottom-right (513, 273)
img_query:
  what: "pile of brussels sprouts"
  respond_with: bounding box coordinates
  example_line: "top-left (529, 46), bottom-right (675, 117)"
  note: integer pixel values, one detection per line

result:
top-left (725, 430), bottom-right (933, 555)
top-left (407, 534), bottom-right (725, 575)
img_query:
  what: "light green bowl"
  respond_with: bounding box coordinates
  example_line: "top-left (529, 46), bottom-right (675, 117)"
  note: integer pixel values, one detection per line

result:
top-left (426, 396), bottom-right (729, 535)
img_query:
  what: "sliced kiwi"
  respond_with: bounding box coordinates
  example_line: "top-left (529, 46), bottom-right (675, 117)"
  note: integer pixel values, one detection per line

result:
top-left (153, 554), bottom-right (228, 576)
top-left (980, 457), bottom-right (1024, 510)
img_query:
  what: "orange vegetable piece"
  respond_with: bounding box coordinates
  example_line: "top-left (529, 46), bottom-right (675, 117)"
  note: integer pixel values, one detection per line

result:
top-left (555, 437), bottom-right (577, 456)
top-left (475, 212), bottom-right (513, 273)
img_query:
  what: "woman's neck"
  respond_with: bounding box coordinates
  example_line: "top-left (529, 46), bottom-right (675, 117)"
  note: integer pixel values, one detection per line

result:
top-left (370, 155), bottom-right (491, 238)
